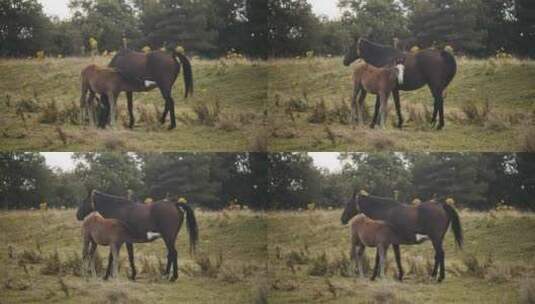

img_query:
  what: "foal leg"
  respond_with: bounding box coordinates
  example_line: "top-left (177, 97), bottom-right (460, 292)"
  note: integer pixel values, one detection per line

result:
top-left (110, 243), bottom-right (121, 279)
top-left (378, 244), bottom-right (388, 279)
top-left (393, 245), bottom-right (404, 281)
top-left (379, 93), bottom-right (390, 129)
top-left (126, 243), bottom-right (136, 281)
top-left (89, 241), bottom-right (97, 277)
top-left (370, 95), bottom-right (381, 129)
top-left (126, 91), bottom-right (135, 129)
top-left (81, 237), bottom-right (90, 277)
top-left (392, 89), bottom-right (404, 129)
top-left (356, 246), bottom-right (366, 279)
top-left (107, 91), bottom-right (117, 128)
top-left (351, 85), bottom-right (362, 127)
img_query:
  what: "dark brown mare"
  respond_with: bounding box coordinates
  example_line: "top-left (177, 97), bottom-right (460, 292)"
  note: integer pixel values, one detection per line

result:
top-left (107, 48), bottom-right (194, 129)
top-left (343, 38), bottom-right (457, 130)
top-left (341, 191), bottom-right (463, 282)
top-left (76, 190), bottom-right (199, 281)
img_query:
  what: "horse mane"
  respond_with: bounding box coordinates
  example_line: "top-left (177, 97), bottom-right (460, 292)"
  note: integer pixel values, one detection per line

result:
top-left (359, 39), bottom-right (404, 67)
top-left (362, 194), bottom-right (400, 208)
top-left (358, 194), bottom-right (402, 220)
top-left (93, 190), bottom-right (133, 206)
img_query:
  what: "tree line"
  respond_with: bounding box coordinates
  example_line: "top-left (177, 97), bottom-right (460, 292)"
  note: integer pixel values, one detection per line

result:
top-left (0, 152), bottom-right (534, 211)
top-left (1, 0), bottom-right (534, 58)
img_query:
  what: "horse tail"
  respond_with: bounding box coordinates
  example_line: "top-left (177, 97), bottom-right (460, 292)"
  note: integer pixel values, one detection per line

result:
top-left (173, 51), bottom-right (194, 98)
top-left (175, 203), bottom-right (199, 255)
top-left (440, 50), bottom-right (457, 89)
top-left (442, 203), bottom-right (463, 249)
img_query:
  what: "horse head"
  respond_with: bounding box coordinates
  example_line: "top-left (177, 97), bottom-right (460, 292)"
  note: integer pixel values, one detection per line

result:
top-left (76, 189), bottom-right (96, 221)
top-left (341, 189), bottom-right (362, 224)
top-left (394, 57), bottom-right (406, 85)
top-left (343, 38), bottom-right (363, 66)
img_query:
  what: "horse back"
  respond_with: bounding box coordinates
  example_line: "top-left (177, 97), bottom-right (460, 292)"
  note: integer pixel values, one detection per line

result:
top-left (417, 202), bottom-right (450, 236)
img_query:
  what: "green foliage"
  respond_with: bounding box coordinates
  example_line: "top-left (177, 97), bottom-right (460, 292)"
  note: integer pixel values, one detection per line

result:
top-left (72, 152), bottom-right (143, 197)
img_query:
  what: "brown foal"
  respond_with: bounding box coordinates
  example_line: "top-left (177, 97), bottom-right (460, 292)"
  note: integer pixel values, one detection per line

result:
top-left (351, 58), bottom-right (405, 128)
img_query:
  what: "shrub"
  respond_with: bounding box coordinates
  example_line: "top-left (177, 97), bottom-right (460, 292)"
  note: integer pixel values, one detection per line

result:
top-left (216, 115), bottom-right (240, 132)
top-left (103, 134), bottom-right (126, 150)
top-left (250, 129), bottom-right (270, 152)
top-left (308, 253), bottom-right (329, 276)
top-left (461, 100), bottom-right (491, 125)
top-left (195, 253), bottom-right (223, 278)
top-left (18, 248), bottom-right (42, 265)
top-left (254, 285), bottom-right (269, 304)
top-left (520, 278), bottom-right (535, 304)
top-left (522, 128), bottom-right (535, 152)
top-left (192, 102), bottom-right (221, 126)
top-left (41, 251), bottom-right (61, 275)
top-left (142, 46), bottom-right (151, 53)
top-left (308, 100), bottom-right (328, 124)
top-left (368, 133), bottom-right (395, 150)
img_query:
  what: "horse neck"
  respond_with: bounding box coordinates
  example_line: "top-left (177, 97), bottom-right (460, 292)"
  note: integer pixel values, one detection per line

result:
top-left (359, 197), bottom-right (391, 220)
top-left (361, 40), bottom-right (403, 67)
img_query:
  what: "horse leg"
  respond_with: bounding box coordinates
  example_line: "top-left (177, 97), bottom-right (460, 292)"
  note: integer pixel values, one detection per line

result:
top-left (393, 244), bottom-right (404, 281)
top-left (356, 245), bottom-right (366, 279)
top-left (371, 249), bottom-right (380, 281)
top-left (431, 239), bottom-right (445, 281)
top-left (126, 243), bottom-right (136, 281)
top-left (158, 87), bottom-right (172, 127)
top-left (126, 91), bottom-right (135, 129)
top-left (370, 95), bottom-right (381, 129)
top-left (104, 250), bottom-right (113, 280)
top-left (162, 236), bottom-right (179, 281)
top-left (429, 86), bottom-right (446, 129)
top-left (160, 87), bottom-right (177, 130)
top-left (393, 89), bottom-right (404, 129)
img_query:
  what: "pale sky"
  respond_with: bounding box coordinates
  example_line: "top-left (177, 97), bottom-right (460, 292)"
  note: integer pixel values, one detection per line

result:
top-left (39, 0), bottom-right (71, 19)
top-left (309, 0), bottom-right (341, 19)
top-left (38, 0), bottom-right (341, 20)
top-left (42, 152), bottom-right (342, 172)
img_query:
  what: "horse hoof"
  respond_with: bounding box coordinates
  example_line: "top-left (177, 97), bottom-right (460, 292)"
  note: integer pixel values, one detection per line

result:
top-left (168, 125), bottom-right (176, 130)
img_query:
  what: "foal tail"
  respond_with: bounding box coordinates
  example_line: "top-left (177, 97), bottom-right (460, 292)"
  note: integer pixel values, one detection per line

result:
top-left (173, 50), bottom-right (194, 98)
top-left (176, 203), bottom-right (199, 255)
top-left (440, 50), bottom-right (457, 89)
top-left (442, 203), bottom-right (463, 249)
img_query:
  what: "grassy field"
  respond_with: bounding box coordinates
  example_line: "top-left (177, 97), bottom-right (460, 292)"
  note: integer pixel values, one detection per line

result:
top-left (268, 57), bottom-right (535, 152)
top-left (2, 209), bottom-right (535, 303)
top-left (1, 56), bottom-right (535, 151)
top-left (267, 209), bottom-right (535, 303)
top-left (0, 56), bottom-right (268, 151)
top-left (0, 209), bottom-right (268, 303)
